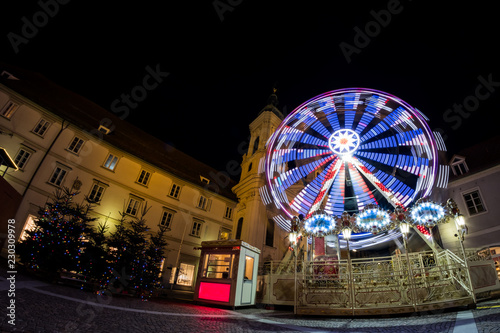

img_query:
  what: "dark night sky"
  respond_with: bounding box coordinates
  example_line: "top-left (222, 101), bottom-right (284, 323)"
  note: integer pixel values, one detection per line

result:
top-left (1, 1), bottom-right (499, 178)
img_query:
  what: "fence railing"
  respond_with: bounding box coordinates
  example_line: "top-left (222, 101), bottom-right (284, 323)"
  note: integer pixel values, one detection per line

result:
top-left (258, 249), bottom-right (476, 314)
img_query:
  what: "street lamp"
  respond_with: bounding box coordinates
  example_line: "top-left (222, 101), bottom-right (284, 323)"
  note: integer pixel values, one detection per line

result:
top-left (455, 214), bottom-right (467, 240)
top-left (342, 226), bottom-right (354, 314)
top-left (454, 214), bottom-right (476, 303)
top-left (399, 221), bottom-right (418, 311)
top-left (290, 215), bottom-right (302, 315)
top-left (342, 227), bottom-right (352, 243)
top-left (399, 222), bottom-right (411, 238)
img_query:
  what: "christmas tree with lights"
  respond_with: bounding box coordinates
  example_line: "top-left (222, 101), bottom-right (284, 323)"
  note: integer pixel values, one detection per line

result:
top-left (105, 203), bottom-right (168, 299)
top-left (17, 187), bottom-right (102, 284)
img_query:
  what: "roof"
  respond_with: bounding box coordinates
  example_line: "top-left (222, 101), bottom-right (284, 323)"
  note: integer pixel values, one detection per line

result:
top-left (449, 135), bottom-right (500, 180)
top-left (0, 63), bottom-right (237, 201)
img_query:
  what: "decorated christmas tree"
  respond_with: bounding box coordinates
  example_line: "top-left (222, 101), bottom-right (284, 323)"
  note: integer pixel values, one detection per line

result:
top-left (17, 187), bottom-right (101, 283)
top-left (105, 203), bottom-right (168, 299)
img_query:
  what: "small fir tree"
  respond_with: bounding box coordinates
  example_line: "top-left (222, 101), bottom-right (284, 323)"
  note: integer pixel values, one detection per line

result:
top-left (17, 187), bottom-right (98, 283)
top-left (105, 203), bottom-right (168, 299)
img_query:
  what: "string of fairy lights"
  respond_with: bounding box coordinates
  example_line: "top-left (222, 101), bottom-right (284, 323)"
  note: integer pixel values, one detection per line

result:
top-left (288, 197), bottom-right (457, 250)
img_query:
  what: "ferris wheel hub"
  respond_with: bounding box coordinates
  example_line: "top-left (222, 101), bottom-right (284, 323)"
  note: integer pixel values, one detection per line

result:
top-left (328, 129), bottom-right (360, 158)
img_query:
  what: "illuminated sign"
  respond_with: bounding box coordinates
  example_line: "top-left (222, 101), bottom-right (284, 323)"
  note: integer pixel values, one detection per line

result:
top-left (198, 282), bottom-right (231, 303)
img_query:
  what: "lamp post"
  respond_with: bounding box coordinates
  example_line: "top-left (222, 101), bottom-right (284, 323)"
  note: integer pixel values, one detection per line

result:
top-left (400, 221), bottom-right (417, 311)
top-left (342, 226), bottom-right (354, 314)
top-left (455, 214), bottom-right (476, 303)
top-left (290, 216), bottom-right (301, 315)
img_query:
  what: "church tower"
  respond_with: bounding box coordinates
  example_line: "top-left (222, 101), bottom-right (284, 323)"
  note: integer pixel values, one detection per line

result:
top-left (232, 89), bottom-right (288, 261)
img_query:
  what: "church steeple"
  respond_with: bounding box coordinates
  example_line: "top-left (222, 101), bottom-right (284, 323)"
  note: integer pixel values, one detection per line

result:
top-left (231, 87), bottom-right (288, 258)
top-left (259, 88), bottom-right (284, 120)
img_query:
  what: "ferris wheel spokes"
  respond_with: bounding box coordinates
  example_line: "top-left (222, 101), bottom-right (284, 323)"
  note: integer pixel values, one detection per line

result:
top-left (264, 88), bottom-right (443, 228)
top-left (303, 158), bottom-right (343, 218)
top-left (350, 156), bottom-right (409, 208)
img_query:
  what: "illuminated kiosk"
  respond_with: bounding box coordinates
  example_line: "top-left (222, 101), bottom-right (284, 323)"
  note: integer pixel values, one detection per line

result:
top-left (194, 240), bottom-right (260, 308)
top-left (258, 88), bottom-right (500, 315)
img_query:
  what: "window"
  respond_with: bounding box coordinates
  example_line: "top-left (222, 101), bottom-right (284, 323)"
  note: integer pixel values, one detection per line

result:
top-left (168, 183), bottom-right (181, 199)
top-left (252, 136), bottom-right (260, 154)
top-left (137, 169), bottom-right (151, 186)
top-left (235, 218), bottom-right (243, 239)
top-left (190, 219), bottom-right (203, 237)
top-left (88, 182), bottom-right (107, 203)
top-left (265, 219), bottom-right (275, 247)
top-left (103, 154), bottom-right (119, 171)
top-left (451, 156), bottom-right (468, 176)
top-left (463, 189), bottom-right (487, 216)
top-left (67, 137), bottom-right (85, 154)
top-left (224, 206), bottom-right (233, 219)
top-left (0, 100), bottom-right (18, 119)
top-left (176, 263), bottom-right (195, 286)
top-left (125, 196), bottom-right (143, 216)
top-left (14, 148), bottom-right (32, 170)
top-left (20, 214), bottom-right (37, 241)
top-left (48, 166), bottom-right (68, 186)
top-left (203, 254), bottom-right (234, 279)
top-left (32, 118), bottom-right (50, 136)
top-left (200, 176), bottom-right (210, 184)
top-left (160, 209), bottom-right (175, 228)
top-left (244, 256), bottom-right (255, 280)
top-left (197, 195), bottom-right (209, 210)
top-left (98, 125), bottom-right (111, 135)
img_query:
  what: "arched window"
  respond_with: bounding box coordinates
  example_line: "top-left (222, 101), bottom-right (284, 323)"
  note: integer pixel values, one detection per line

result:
top-left (252, 137), bottom-right (260, 154)
top-left (235, 217), bottom-right (244, 239)
top-left (248, 163), bottom-right (253, 172)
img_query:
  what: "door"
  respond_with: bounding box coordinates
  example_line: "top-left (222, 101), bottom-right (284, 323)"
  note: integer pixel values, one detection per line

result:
top-left (241, 255), bottom-right (254, 304)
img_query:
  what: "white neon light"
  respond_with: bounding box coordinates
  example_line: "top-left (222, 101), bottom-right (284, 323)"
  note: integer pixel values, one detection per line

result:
top-left (328, 129), bottom-right (360, 157)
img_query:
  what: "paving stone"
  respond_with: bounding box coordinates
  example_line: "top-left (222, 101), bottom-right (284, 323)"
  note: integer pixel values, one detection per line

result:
top-left (2, 266), bottom-right (500, 332)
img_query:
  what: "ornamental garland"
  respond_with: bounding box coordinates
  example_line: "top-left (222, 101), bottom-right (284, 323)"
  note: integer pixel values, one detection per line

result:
top-left (410, 198), bottom-right (449, 228)
top-left (355, 204), bottom-right (392, 235)
top-left (290, 197), bottom-right (453, 240)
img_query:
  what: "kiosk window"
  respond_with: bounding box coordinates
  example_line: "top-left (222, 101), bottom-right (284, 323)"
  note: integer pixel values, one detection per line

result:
top-left (244, 256), bottom-right (254, 280)
top-left (203, 254), bottom-right (233, 279)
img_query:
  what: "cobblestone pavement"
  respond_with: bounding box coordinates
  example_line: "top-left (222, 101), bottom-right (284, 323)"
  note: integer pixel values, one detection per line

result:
top-left (2, 266), bottom-right (500, 333)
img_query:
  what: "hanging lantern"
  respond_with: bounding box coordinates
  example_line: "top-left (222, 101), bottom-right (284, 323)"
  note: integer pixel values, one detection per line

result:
top-left (356, 204), bottom-right (391, 235)
top-left (410, 198), bottom-right (447, 228)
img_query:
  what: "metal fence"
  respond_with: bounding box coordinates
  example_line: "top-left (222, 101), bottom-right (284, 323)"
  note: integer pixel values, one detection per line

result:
top-left (258, 249), bottom-right (477, 315)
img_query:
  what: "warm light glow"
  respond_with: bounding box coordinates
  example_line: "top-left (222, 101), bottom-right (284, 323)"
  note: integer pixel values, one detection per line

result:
top-left (342, 227), bottom-right (352, 241)
top-left (399, 222), bottom-right (411, 235)
top-left (455, 214), bottom-right (465, 227)
top-left (289, 231), bottom-right (298, 245)
top-left (198, 282), bottom-right (231, 302)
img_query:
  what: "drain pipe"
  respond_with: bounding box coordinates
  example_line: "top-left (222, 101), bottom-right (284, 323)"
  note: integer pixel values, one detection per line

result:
top-left (22, 120), bottom-right (69, 197)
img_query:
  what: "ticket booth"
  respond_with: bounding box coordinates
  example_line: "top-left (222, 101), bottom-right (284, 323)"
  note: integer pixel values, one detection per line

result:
top-left (194, 240), bottom-right (260, 308)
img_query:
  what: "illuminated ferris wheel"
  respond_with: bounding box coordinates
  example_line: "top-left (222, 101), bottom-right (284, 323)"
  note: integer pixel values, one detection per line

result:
top-left (263, 88), bottom-right (448, 231)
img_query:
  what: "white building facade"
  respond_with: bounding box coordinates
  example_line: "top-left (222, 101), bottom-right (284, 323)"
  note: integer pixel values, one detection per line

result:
top-left (0, 65), bottom-right (237, 291)
top-left (437, 137), bottom-right (500, 279)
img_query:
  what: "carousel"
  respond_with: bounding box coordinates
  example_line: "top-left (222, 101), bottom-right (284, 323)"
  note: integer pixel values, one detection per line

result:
top-left (258, 88), bottom-right (499, 315)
